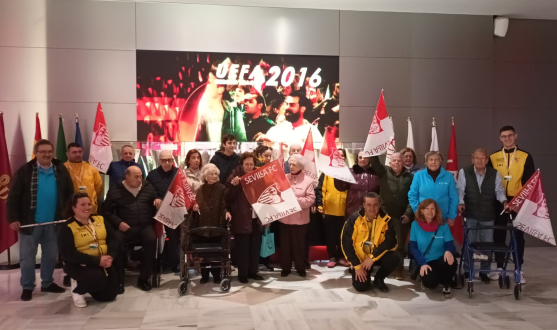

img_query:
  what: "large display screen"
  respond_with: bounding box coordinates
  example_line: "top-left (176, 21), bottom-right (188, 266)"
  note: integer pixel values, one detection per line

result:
top-left (136, 51), bottom-right (339, 144)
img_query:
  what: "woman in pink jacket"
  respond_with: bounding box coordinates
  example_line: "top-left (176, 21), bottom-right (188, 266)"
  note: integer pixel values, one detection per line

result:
top-left (279, 154), bottom-right (316, 278)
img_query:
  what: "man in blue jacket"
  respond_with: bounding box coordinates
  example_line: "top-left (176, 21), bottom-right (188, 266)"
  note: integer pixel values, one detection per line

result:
top-left (408, 151), bottom-right (459, 226)
top-left (107, 145), bottom-right (145, 187)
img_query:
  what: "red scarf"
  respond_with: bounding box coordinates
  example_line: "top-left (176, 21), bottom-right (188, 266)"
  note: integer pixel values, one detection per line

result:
top-left (417, 220), bottom-right (439, 232)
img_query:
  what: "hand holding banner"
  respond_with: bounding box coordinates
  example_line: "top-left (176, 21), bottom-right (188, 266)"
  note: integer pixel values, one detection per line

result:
top-left (318, 126), bottom-right (355, 183)
top-left (154, 169), bottom-right (196, 229)
top-left (363, 91), bottom-right (394, 157)
top-left (240, 160), bottom-right (301, 225)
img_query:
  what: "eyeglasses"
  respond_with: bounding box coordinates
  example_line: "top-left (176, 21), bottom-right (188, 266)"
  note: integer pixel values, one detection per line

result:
top-left (160, 158), bottom-right (174, 164)
top-left (36, 150), bottom-right (53, 155)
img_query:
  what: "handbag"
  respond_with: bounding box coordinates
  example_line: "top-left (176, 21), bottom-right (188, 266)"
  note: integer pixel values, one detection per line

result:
top-left (260, 226), bottom-right (275, 258)
top-left (409, 227), bottom-right (439, 280)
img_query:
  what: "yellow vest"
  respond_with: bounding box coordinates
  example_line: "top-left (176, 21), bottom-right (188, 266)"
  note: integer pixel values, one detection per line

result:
top-left (321, 175), bottom-right (347, 216)
top-left (490, 149), bottom-right (529, 197)
top-left (64, 161), bottom-right (103, 213)
top-left (68, 215), bottom-right (108, 257)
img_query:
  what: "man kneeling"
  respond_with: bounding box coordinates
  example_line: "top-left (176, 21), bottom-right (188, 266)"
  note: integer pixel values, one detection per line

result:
top-left (341, 192), bottom-right (399, 293)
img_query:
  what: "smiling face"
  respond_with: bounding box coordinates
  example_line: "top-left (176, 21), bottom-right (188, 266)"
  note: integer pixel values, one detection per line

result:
top-left (426, 154), bottom-right (441, 171)
top-left (121, 146), bottom-right (135, 162)
top-left (389, 153), bottom-right (403, 173)
top-left (472, 151), bottom-right (488, 172)
top-left (500, 129), bottom-right (517, 149)
top-left (358, 152), bottom-right (370, 168)
top-left (363, 196), bottom-right (380, 220)
top-left (73, 196), bottom-right (92, 219)
top-left (36, 143), bottom-right (54, 166)
top-left (421, 203), bottom-right (436, 223)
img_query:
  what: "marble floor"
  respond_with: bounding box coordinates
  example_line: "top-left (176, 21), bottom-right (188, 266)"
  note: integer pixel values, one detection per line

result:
top-left (1, 247), bottom-right (557, 330)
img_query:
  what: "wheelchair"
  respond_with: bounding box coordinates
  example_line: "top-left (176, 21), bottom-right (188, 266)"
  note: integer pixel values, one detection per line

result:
top-left (178, 213), bottom-right (232, 295)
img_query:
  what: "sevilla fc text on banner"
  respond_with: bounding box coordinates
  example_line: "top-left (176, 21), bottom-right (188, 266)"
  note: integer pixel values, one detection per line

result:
top-left (154, 169), bottom-right (196, 229)
top-left (240, 160), bottom-right (302, 225)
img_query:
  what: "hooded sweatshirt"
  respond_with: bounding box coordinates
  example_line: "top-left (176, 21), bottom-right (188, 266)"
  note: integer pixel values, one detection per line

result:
top-left (210, 151), bottom-right (241, 183)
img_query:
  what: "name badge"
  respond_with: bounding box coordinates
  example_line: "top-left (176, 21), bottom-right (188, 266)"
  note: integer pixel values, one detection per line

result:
top-left (504, 175), bottom-right (512, 181)
top-left (364, 241), bottom-right (373, 247)
top-left (79, 186), bottom-right (87, 192)
top-left (89, 243), bottom-right (99, 249)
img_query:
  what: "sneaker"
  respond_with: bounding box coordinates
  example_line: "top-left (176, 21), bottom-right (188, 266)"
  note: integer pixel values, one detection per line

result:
top-left (489, 268), bottom-right (502, 281)
top-left (394, 268), bottom-right (404, 280)
top-left (41, 283), bottom-right (66, 293)
top-left (479, 273), bottom-right (491, 284)
top-left (70, 279), bottom-right (87, 308)
top-left (21, 289), bottom-right (33, 301)
top-left (373, 278), bottom-right (389, 293)
top-left (327, 259), bottom-right (336, 268)
top-left (442, 286), bottom-right (453, 298)
top-left (517, 270), bottom-right (526, 284)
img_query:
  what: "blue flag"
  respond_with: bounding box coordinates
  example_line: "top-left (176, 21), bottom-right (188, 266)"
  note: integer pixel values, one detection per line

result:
top-left (75, 117), bottom-right (83, 148)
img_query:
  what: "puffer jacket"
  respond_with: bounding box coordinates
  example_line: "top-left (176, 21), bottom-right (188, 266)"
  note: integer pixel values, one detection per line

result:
top-left (103, 180), bottom-right (158, 229)
top-left (341, 208), bottom-right (397, 270)
top-left (279, 171), bottom-right (316, 225)
top-left (225, 166), bottom-right (261, 234)
top-left (370, 157), bottom-right (414, 219)
top-left (210, 151), bottom-right (240, 183)
top-left (315, 173), bottom-right (346, 217)
top-left (334, 164), bottom-right (380, 219)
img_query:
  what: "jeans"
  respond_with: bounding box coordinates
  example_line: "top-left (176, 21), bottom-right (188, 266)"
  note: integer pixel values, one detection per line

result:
top-left (463, 218), bottom-right (494, 274)
top-left (19, 225), bottom-right (58, 290)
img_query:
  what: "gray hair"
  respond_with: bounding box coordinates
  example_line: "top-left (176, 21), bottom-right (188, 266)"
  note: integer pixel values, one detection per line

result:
top-left (424, 151), bottom-right (443, 163)
top-left (200, 163), bottom-right (220, 182)
top-left (288, 153), bottom-right (306, 169)
top-left (471, 148), bottom-right (488, 158)
top-left (121, 145), bottom-right (134, 153)
top-left (159, 150), bottom-right (173, 160)
top-left (389, 152), bottom-right (402, 161)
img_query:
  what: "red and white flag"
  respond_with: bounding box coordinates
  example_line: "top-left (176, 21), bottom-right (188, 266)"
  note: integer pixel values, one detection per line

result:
top-left (446, 120), bottom-right (458, 180)
top-left (301, 130), bottom-right (318, 185)
top-left (89, 103), bottom-right (113, 173)
top-left (154, 169), bottom-right (196, 229)
top-left (509, 170), bottom-right (555, 245)
top-left (277, 142), bottom-right (287, 170)
top-left (241, 160), bottom-right (301, 225)
top-left (318, 127), bottom-right (355, 183)
top-left (384, 117), bottom-right (396, 165)
top-left (363, 91), bottom-right (394, 157)
top-left (0, 113), bottom-right (18, 254)
top-left (31, 113), bottom-right (42, 159)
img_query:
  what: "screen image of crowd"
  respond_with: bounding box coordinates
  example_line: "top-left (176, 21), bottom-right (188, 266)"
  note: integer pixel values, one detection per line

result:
top-left (136, 51), bottom-right (340, 144)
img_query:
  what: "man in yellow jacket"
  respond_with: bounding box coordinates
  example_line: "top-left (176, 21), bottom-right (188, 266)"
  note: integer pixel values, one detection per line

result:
top-left (341, 192), bottom-right (399, 293)
top-left (64, 143), bottom-right (103, 214)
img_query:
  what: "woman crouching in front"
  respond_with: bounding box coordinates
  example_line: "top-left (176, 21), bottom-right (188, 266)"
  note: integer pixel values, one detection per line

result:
top-left (58, 193), bottom-right (119, 307)
top-left (409, 199), bottom-right (457, 298)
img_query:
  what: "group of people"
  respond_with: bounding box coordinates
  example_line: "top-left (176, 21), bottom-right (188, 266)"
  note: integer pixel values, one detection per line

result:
top-left (6, 124), bottom-right (533, 306)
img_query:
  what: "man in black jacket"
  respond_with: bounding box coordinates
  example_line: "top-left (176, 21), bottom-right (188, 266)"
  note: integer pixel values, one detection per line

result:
top-left (103, 166), bottom-right (162, 292)
top-left (147, 150), bottom-right (179, 273)
top-left (7, 139), bottom-right (74, 301)
top-left (210, 134), bottom-right (240, 183)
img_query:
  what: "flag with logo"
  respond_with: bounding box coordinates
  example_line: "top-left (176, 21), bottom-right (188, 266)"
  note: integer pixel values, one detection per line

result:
top-left (363, 91), bottom-right (394, 157)
top-left (509, 170), bottom-right (555, 245)
top-left (241, 160), bottom-right (301, 225)
top-left (301, 130), bottom-right (318, 185)
top-left (89, 103), bottom-right (113, 173)
top-left (154, 169), bottom-right (196, 229)
top-left (407, 117), bottom-right (415, 149)
top-left (385, 118), bottom-right (396, 165)
top-left (32, 113), bottom-right (42, 159)
top-left (0, 113), bottom-right (18, 254)
top-left (56, 114), bottom-right (67, 162)
top-left (318, 127), bottom-right (355, 183)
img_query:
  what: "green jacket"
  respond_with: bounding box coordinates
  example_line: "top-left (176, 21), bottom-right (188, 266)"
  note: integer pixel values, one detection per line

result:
top-left (370, 157), bottom-right (414, 219)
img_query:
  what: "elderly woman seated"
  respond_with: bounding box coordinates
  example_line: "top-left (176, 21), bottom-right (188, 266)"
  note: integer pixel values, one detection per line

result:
top-left (191, 163), bottom-right (231, 284)
top-left (279, 154), bottom-right (316, 278)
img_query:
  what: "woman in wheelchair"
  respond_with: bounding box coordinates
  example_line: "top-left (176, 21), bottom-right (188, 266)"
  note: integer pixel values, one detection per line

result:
top-left (191, 163), bottom-right (231, 284)
top-left (58, 193), bottom-right (119, 307)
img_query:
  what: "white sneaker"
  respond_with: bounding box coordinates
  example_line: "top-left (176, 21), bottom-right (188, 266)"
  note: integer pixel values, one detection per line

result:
top-left (517, 270), bottom-right (526, 284)
top-left (70, 279), bottom-right (87, 308)
top-left (488, 268), bottom-right (502, 281)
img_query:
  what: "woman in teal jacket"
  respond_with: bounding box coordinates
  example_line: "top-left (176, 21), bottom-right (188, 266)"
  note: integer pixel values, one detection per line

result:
top-left (408, 151), bottom-right (459, 227)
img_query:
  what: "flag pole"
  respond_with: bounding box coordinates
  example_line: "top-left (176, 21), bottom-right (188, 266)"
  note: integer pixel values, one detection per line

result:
top-left (432, 117), bottom-right (436, 127)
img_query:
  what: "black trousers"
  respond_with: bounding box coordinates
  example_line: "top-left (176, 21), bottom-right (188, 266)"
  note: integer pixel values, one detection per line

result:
top-left (352, 251), bottom-right (399, 292)
top-left (234, 219), bottom-right (262, 278)
top-left (115, 225), bottom-right (157, 282)
top-left (162, 225), bottom-right (180, 269)
top-left (392, 218), bottom-right (411, 268)
top-left (494, 201), bottom-right (525, 267)
top-left (323, 215), bottom-right (344, 259)
top-left (421, 257), bottom-right (458, 289)
top-left (65, 264), bottom-right (118, 302)
top-left (280, 223), bottom-right (309, 273)
top-left (192, 235), bottom-right (222, 280)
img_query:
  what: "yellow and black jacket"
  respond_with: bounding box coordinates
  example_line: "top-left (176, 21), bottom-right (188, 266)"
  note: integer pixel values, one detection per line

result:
top-left (341, 208), bottom-right (397, 270)
top-left (315, 173), bottom-right (347, 217)
top-left (488, 147), bottom-right (535, 197)
top-left (58, 215), bottom-right (118, 267)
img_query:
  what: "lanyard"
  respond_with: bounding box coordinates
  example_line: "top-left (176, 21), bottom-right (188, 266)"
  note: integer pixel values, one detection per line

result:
top-left (502, 146), bottom-right (517, 174)
top-left (366, 217), bottom-right (379, 248)
top-left (68, 163), bottom-right (84, 184)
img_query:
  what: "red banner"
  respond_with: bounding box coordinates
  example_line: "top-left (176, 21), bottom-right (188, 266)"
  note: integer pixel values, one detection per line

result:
top-left (154, 169), bottom-right (196, 229)
top-left (0, 113), bottom-right (18, 254)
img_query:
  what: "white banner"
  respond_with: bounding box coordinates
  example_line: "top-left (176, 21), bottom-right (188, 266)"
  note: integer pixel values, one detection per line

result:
top-left (363, 91), bottom-right (394, 157)
top-left (88, 103), bottom-right (113, 173)
top-left (318, 127), bottom-right (355, 183)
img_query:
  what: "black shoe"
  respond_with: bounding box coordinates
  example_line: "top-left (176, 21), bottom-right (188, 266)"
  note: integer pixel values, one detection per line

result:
top-left (442, 286), bottom-right (453, 298)
top-left (464, 272), bottom-right (470, 280)
top-left (373, 278), bottom-right (389, 293)
top-left (118, 284), bottom-right (125, 295)
top-left (281, 270), bottom-right (290, 277)
top-left (297, 270), bottom-right (307, 277)
top-left (41, 283), bottom-right (66, 293)
top-left (480, 273), bottom-right (491, 284)
top-left (21, 289), bottom-right (33, 301)
top-left (200, 277), bottom-right (209, 284)
top-left (63, 275), bottom-right (71, 287)
top-left (137, 278), bottom-right (152, 292)
top-left (305, 261), bottom-right (311, 270)
top-left (213, 276), bottom-right (222, 284)
top-left (238, 276), bottom-right (249, 284)
top-left (248, 273), bottom-right (264, 280)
